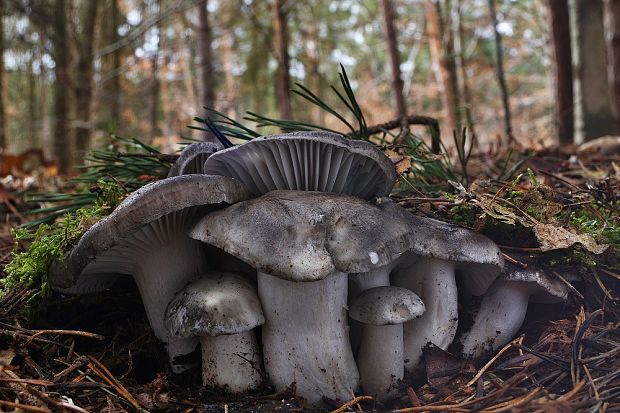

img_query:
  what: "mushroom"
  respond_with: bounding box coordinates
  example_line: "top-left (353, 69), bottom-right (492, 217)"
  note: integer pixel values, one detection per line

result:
top-left (48, 175), bottom-right (251, 372)
top-left (379, 206), bottom-right (504, 372)
top-left (165, 272), bottom-right (264, 392)
top-left (460, 263), bottom-right (569, 358)
top-left (167, 142), bottom-right (219, 177)
top-left (202, 131), bottom-right (398, 199)
top-left (189, 190), bottom-right (417, 405)
top-left (349, 286), bottom-right (425, 401)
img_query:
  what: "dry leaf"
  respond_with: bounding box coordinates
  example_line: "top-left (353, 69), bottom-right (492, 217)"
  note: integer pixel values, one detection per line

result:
top-left (0, 348), bottom-right (16, 367)
top-left (533, 223), bottom-right (609, 254)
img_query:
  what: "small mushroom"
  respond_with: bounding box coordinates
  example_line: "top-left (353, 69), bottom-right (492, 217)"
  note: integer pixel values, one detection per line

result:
top-left (165, 272), bottom-right (264, 392)
top-left (48, 175), bottom-right (251, 372)
top-left (349, 286), bottom-right (425, 401)
top-left (460, 264), bottom-right (569, 358)
top-left (167, 142), bottom-right (219, 177)
top-left (202, 131), bottom-right (398, 199)
top-left (190, 190), bottom-right (417, 405)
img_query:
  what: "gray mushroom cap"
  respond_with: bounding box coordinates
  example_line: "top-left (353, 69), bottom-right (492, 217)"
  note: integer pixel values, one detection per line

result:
top-left (382, 202), bottom-right (504, 294)
top-left (167, 142), bottom-right (220, 177)
top-left (49, 174), bottom-right (251, 291)
top-left (165, 273), bottom-right (264, 338)
top-left (500, 263), bottom-right (569, 302)
top-left (349, 286), bottom-right (425, 325)
top-left (189, 190), bottom-right (416, 282)
top-left (202, 131), bottom-right (398, 199)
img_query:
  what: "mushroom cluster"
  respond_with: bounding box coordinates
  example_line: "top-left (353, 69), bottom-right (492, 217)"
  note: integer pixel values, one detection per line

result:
top-left (48, 131), bottom-right (529, 405)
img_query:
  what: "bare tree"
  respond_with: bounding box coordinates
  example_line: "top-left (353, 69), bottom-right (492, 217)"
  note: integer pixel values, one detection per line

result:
top-left (547, 0), bottom-right (574, 144)
top-left (606, 0), bottom-right (620, 133)
top-left (380, 0), bottom-right (408, 139)
top-left (197, 0), bottom-right (215, 110)
top-left (52, 0), bottom-right (72, 172)
top-left (273, 0), bottom-right (291, 120)
top-left (487, 0), bottom-right (513, 143)
top-left (570, 0), bottom-right (614, 141)
top-left (74, 0), bottom-right (100, 153)
top-left (425, 0), bottom-right (461, 137)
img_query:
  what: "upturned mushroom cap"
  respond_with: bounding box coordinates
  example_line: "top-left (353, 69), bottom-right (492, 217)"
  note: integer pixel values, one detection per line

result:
top-left (167, 142), bottom-right (220, 177)
top-left (190, 190), bottom-right (415, 282)
top-left (165, 272), bottom-right (264, 338)
top-left (49, 174), bottom-right (251, 290)
top-left (500, 263), bottom-right (569, 302)
top-left (202, 131), bottom-right (398, 199)
top-left (349, 286), bottom-right (425, 325)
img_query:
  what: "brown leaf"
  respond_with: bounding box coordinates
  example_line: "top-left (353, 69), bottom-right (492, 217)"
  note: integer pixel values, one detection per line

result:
top-left (533, 223), bottom-right (609, 254)
top-left (0, 348), bottom-right (16, 367)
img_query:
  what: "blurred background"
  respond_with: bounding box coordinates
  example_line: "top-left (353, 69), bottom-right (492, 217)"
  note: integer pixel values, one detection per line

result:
top-left (0, 0), bottom-right (618, 173)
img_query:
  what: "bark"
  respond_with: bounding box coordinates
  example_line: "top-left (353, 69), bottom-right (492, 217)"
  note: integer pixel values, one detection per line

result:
top-left (39, 34), bottom-right (50, 155)
top-left (570, 0), bottom-right (614, 141)
top-left (150, 0), bottom-right (162, 140)
top-left (455, 0), bottom-right (476, 137)
top-left (606, 0), bottom-right (620, 133)
top-left (221, 2), bottom-right (237, 119)
top-left (0, 4), bottom-right (6, 150)
top-left (74, 0), bottom-right (100, 153)
top-left (197, 0), bottom-right (215, 110)
top-left (547, 0), bottom-right (574, 145)
top-left (380, 0), bottom-right (408, 131)
top-left (488, 0), bottom-right (513, 142)
top-left (110, 0), bottom-right (121, 132)
top-left (28, 57), bottom-right (38, 148)
top-left (273, 0), bottom-right (292, 120)
top-left (425, 0), bottom-right (461, 137)
top-left (52, 0), bottom-right (72, 172)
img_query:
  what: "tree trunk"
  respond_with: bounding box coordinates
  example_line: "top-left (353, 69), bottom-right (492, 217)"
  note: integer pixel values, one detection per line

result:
top-left (570, 0), bottom-right (613, 141)
top-left (0, 3), bottom-right (6, 150)
top-left (39, 34), bottom-right (50, 156)
top-left (425, 0), bottom-right (460, 137)
top-left (197, 0), bottom-right (215, 111)
top-left (380, 0), bottom-right (408, 134)
top-left (52, 0), bottom-right (72, 173)
top-left (28, 56), bottom-right (38, 148)
top-left (488, 0), bottom-right (513, 143)
top-left (110, 0), bottom-right (121, 133)
top-left (74, 0), bottom-right (100, 153)
top-left (273, 0), bottom-right (292, 120)
top-left (547, 0), bottom-right (574, 145)
top-left (150, 0), bottom-right (162, 141)
top-left (455, 0), bottom-right (476, 138)
top-left (605, 0), bottom-right (620, 133)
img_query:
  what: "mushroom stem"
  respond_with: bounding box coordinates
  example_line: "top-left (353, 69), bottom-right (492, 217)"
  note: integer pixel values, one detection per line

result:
top-left (460, 279), bottom-right (531, 358)
top-left (393, 257), bottom-right (458, 372)
top-left (257, 271), bottom-right (359, 405)
top-left (200, 331), bottom-right (263, 392)
top-left (350, 263), bottom-right (393, 296)
top-left (131, 236), bottom-right (207, 372)
top-left (357, 324), bottom-right (402, 401)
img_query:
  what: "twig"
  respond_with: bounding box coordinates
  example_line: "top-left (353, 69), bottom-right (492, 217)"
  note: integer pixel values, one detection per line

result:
top-left (406, 387), bottom-right (421, 407)
top-left (0, 400), bottom-right (51, 413)
top-left (26, 329), bottom-right (105, 345)
top-left (466, 339), bottom-right (516, 387)
top-left (87, 355), bottom-right (143, 410)
top-left (330, 395), bottom-right (374, 413)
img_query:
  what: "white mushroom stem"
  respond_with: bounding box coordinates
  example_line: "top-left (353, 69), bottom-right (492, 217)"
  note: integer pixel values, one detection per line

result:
top-left (258, 271), bottom-right (359, 405)
top-left (393, 257), bottom-right (458, 372)
top-left (460, 279), bottom-right (532, 358)
top-left (200, 331), bottom-right (263, 392)
top-left (357, 324), bottom-right (402, 401)
top-left (350, 263), bottom-right (394, 296)
top-left (128, 235), bottom-right (207, 372)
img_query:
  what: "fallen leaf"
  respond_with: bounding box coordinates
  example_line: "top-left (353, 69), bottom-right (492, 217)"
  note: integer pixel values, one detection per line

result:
top-left (533, 223), bottom-right (609, 254)
top-left (0, 348), bottom-right (16, 366)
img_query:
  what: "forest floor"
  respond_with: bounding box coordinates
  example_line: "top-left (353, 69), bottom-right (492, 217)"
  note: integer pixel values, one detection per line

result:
top-left (0, 141), bottom-right (618, 413)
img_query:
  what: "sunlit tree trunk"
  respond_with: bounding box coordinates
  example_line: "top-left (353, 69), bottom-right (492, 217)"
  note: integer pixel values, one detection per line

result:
top-left (605, 0), bottom-right (620, 133)
top-left (380, 0), bottom-right (408, 140)
top-left (425, 0), bottom-right (460, 137)
top-left (273, 0), bottom-right (291, 120)
top-left (570, 0), bottom-right (613, 141)
top-left (488, 0), bottom-right (513, 143)
top-left (0, 4), bottom-right (6, 150)
top-left (52, 0), bottom-right (72, 172)
top-left (75, 0), bottom-right (100, 153)
top-left (547, 0), bottom-right (574, 144)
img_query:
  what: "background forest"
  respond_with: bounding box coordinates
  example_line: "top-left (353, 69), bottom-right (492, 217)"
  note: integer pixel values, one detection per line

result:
top-left (1, 0), bottom-right (618, 173)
